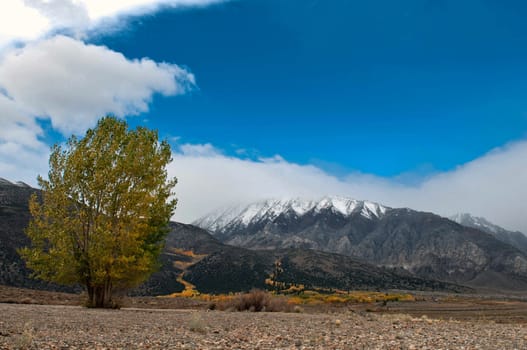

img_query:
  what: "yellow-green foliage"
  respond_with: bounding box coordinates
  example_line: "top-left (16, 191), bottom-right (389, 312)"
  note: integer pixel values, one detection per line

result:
top-left (264, 278), bottom-right (305, 294)
top-left (171, 249), bottom-right (207, 270)
top-left (166, 287), bottom-right (415, 307)
top-left (19, 116), bottom-right (177, 308)
top-left (169, 272), bottom-right (201, 298)
top-left (286, 290), bottom-right (415, 305)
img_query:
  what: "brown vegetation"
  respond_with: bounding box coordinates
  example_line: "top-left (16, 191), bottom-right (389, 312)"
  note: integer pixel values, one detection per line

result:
top-left (214, 289), bottom-right (293, 312)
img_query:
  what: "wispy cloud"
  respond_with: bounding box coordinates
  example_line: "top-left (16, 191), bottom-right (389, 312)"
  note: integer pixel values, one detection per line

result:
top-left (178, 143), bottom-right (222, 157)
top-left (169, 140), bottom-right (527, 233)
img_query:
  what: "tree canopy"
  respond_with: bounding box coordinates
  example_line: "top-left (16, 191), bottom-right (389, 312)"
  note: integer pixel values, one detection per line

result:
top-left (19, 116), bottom-right (177, 307)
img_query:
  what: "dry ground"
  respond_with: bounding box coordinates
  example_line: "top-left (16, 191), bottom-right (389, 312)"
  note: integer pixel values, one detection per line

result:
top-left (1, 303), bottom-right (527, 349)
top-left (0, 285), bottom-right (205, 310)
top-left (1, 285), bottom-right (527, 349)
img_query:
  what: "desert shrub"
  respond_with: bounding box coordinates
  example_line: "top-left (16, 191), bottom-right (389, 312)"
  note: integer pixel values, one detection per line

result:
top-left (265, 295), bottom-right (293, 312)
top-left (13, 323), bottom-right (35, 349)
top-left (233, 289), bottom-right (268, 312)
top-left (188, 313), bottom-right (207, 333)
top-left (293, 305), bottom-right (303, 313)
top-left (218, 289), bottom-right (293, 312)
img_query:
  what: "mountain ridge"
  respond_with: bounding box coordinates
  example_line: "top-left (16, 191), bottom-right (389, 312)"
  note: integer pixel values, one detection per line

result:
top-left (450, 213), bottom-right (527, 255)
top-left (195, 197), bottom-right (527, 291)
top-left (194, 196), bottom-right (388, 234)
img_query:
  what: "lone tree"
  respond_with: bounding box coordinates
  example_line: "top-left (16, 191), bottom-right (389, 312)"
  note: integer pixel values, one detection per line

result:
top-left (19, 116), bottom-right (177, 308)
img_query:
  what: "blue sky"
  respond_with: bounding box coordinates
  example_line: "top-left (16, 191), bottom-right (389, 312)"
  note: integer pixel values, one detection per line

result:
top-left (1, 0), bottom-right (527, 231)
top-left (90, 0), bottom-right (527, 178)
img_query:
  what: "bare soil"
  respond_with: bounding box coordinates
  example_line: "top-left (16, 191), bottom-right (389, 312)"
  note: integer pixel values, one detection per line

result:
top-left (1, 285), bottom-right (527, 349)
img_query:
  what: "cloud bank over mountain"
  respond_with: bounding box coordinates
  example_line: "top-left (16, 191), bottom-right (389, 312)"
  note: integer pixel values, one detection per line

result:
top-left (170, 140), bottom-right (527, 233)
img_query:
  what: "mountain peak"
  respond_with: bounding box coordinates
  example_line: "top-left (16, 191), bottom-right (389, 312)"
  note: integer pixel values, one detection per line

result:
top-left (450, 213), bottom-right (501, 234)
top-left (0, 178), bottom-right (32, 188)
top-left (450, 212), bottom-right (527, 254)
top-left (193, 196), bottom-right (388, 233)
top-left (0, 177), bottom-right (13, 186)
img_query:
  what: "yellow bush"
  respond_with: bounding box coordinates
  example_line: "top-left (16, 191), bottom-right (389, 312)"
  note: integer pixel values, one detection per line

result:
top-left (324, 295), bottom-right (348, 304)
top-left (287, 296), bottom-right (305, 305)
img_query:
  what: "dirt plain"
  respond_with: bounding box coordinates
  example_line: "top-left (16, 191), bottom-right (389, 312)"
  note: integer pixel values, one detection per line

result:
top-left (1, 285), bottom-right (527, 349)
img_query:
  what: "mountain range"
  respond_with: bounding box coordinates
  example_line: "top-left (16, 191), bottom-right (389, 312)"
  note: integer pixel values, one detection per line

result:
top-left (194, 197), bottom-right (527, 291)
top-left (1, 178), bottom-right (526, 294)
top-left (0, 179), bottom-right (468, 295)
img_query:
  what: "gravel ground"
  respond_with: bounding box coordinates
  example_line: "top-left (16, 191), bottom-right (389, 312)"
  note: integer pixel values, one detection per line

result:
top-left (1, 303), bottom-right (526, 349)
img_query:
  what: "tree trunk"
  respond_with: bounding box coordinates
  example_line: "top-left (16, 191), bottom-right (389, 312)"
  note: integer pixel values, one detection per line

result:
top-left (85, 279), bottom-right (114, 308)
top-left (87, 284), bottom-right (95, 307)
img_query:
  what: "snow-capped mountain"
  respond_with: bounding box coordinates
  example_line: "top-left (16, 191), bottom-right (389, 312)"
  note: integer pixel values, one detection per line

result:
top-left (0, 177), bottom-right (30, 188)
top-left (194, 196), bottom-right (388, 234)
top-left (194, 197), bottom-right (527, 291)
top-left (450, 213), bottom-right (527, 254)
top-left (450, 213), bottom-right (503, 234)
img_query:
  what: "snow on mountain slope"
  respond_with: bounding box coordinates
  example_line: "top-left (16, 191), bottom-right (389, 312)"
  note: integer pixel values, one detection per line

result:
top-left (0, 178), bottom-right (30, 187)
top-left (450, 213), bottom-right (502, 234)
top-left (450, 213), bottom-right (527, 254)
top-left (193, 196), bottom-right (388, 233)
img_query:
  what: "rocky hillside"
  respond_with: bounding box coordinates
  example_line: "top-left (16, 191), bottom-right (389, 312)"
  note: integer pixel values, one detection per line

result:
top-left (166, 223), bottom-right (468, 294)
top-left (0, 179), bottom-right (43, 287)
top-left (0, 178), bottom-right (77, 291)
top-left (451, 213), bottom-right (527, 255)
top-left (195, 197), bottom-right (527, 291)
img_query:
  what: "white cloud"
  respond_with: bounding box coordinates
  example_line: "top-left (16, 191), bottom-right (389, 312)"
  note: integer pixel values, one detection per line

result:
top-left (0, 35), bottom-right (194, 135)
top-left (0, 0), bottom-right (216, 184)
top-left (0, 140), bottom-right (49, 186)
top-left (0, 0), bottom-right (227, 48)
top-left (0, 34), bottom-right (195, 185)
top-left (405, 141), bottom-right (527, 232)
top-left (0, 95), bottom-right (43, 149)
top-left (23, 0), bottom-right (91, 34)
top-left (0, 1), bottom-right (50, 48)
top-left (77, 0), bottom-right (225, 20)
top-left (0, 0), bottom-right (212, 188)
top-left (0, 94), bottom-right (49, 185)
top-left (169, 141), bottom-right (527, 234)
